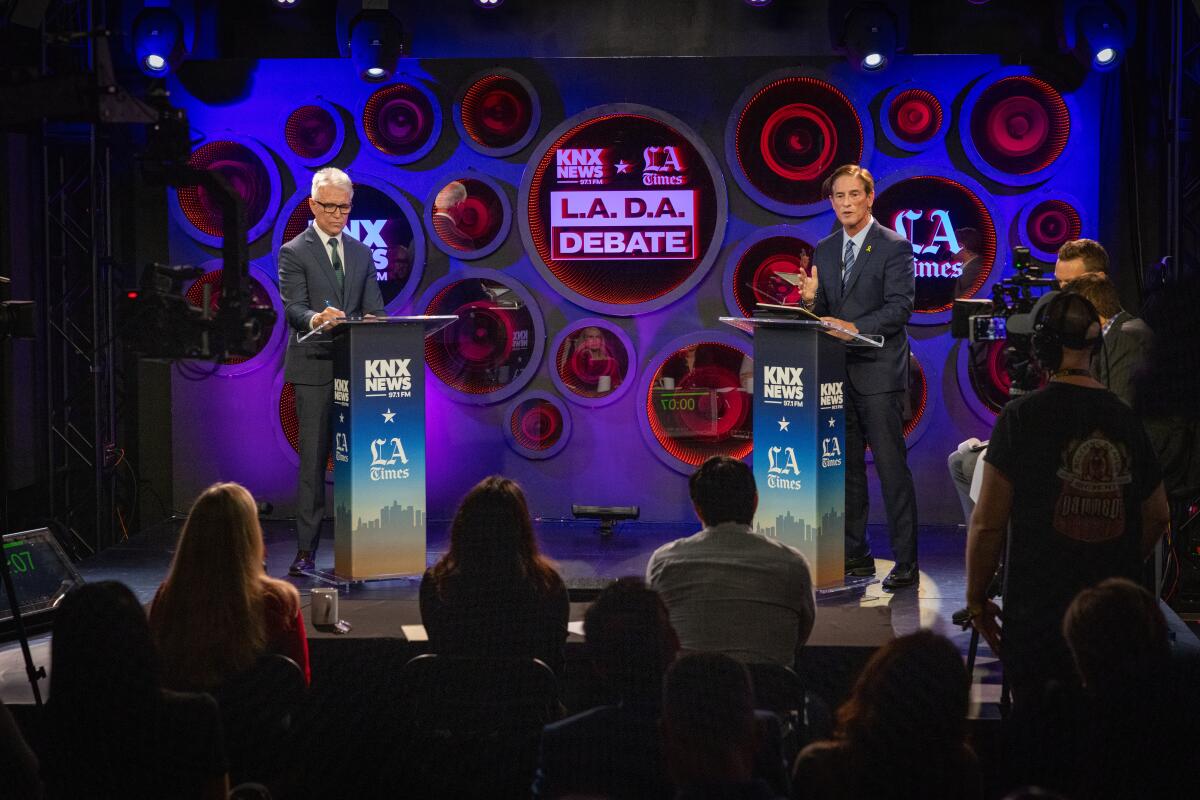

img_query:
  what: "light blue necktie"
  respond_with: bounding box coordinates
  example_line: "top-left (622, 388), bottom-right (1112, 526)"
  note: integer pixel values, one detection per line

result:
top-left (842, 239), bottom-right (856, 289)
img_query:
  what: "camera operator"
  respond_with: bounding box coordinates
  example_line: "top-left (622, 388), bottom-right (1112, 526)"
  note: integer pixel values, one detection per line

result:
top-left (948, 239), bottom-right (1112, 523)
top-left (964, 290), bottom-right (1168, 720)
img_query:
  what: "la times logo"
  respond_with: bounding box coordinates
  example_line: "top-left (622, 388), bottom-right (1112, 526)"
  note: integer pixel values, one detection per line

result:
top-left (369, 436), bottom-right (410, 481)
top-left (819, 381), bottom-right (843, 409)
top-left (767, 445), bottom-right (802, 491)
top-left (641, 146), bottom-right (687, 186)
top-left (821, 436), bottom-right (843, 468)
top-left (364, 359), bottom-right (412, 397)
top-left (762, 366), bottom-right (804, 407)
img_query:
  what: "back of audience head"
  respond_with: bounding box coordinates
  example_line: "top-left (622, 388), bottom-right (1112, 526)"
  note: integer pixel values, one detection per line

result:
top-left (434, 475), bottom-right (556, 588)
top-left (662, 652), bottom-right (758, 787)
top-left (51, 581), bottom-right (159, 715)
top-left (153, 481), bottom-right (298, 689)
top-left (1063, 577), bottom-right (1169, 693)
top-left (1063, 272), bottom-right (1121, 321)
top-left (836, 630), bottom-right (969, 757)
top-left (584, 577), bottom-right (680, 704)
top-left (689, 456), bottom-right (757, 528)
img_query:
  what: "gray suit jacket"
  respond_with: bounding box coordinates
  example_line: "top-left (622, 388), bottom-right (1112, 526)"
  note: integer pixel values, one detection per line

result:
top-left (812, 219), bottom-right (915, 394)
top-left (279, 226), bottom-right (386, 385)
top-left (1095, 311), bottom-right (1152, 407)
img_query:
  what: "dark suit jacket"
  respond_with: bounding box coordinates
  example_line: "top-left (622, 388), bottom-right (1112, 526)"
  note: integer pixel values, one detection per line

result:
top-left (812, 219), bottom-right (915, 394)
top-left (278, 225), bottom-right (385, 385)
top-left (1095, 311), bottom-right (1152, 407)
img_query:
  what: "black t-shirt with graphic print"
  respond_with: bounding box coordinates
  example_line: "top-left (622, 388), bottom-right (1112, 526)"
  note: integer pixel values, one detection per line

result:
top-left (983, 382), bottom-right (1161, 685)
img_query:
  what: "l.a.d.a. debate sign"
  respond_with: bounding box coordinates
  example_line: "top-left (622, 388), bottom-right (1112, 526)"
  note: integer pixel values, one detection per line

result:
top-left (520, 105), bottom-right (727, 315)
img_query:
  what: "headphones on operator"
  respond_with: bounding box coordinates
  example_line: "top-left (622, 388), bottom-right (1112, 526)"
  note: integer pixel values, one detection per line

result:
top-left (1031, 291), bottom-right (1104, 370)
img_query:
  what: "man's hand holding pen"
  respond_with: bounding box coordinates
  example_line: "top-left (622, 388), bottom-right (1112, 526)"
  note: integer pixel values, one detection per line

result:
top-left (311, 305), bottom-right (346, 330)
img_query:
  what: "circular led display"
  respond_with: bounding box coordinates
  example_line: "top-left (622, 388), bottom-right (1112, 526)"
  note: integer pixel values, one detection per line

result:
top-left (961, 69), bottom-right (1071, 185)
top-left (503, 392), bottom-right (572, 459)
top-left (360, 81), bottom-right (442, 163)
top-left (520, 104), bottom-right (728, 315)
top-left (424, 174), bottom-right (512, 259)
top-left (959, 337), bottom-right (1048, 421)
top-left (283, 99), bottom-right (344, 165)
top-left (421, 270), bottom-right (545, 404)
top-left (902, 352), bottom-right (929, 439)
top-left (726, 71), bottom-right (868, 216)
top-left (172, 137), bottom-right (282, 247)
top-left (880, 85), bottom-right (947, 152)
top-left (639, 333), bottom-right (753, 474)
top-left (277, 379), bottom-right (334, 474)
top-left (1017, 194), bottom-right (1084, 264)
top-left (454, 68), bottom-right (541, 157)
top-left (181, 260), bottom-right (284, 375)
top-left (871, 174), bottom-right (998, 323)
top-left (723, 226), bottom-right (818, 317)
top-left (270, 175), bottom-right (425, 312)
top-left (549, 319), bottom-right (636, 407)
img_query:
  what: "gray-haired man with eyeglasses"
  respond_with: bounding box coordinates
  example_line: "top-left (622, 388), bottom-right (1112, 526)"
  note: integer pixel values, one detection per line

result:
top-left (279, 166), bottom-right (385, 576)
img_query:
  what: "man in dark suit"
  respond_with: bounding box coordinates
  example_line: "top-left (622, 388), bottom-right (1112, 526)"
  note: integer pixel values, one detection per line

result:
top-left (800, 164), bottom-right (919, 590)
top-left (1065, 272), bottom-right (1152, 407)
top-left (279, 167), bottom-right (385, 575)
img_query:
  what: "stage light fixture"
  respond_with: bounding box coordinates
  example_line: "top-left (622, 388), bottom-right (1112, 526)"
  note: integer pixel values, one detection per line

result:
top-left (572, 505), bottom-right (640, 538)
top-left (131, 6), bottom-right (188, 77)
top-left (274, 0), bottom-right (298, 7)
top-left (744, 0), bottom-right (774, 7)
top-left (475, 0), bottom-right (505, 8)
top-left (833, 2), bottom-right (901, 74)
top-left (1059, 1), bottom-right (1130, 72)
top-left (348, 8), bottom-right (404, 82)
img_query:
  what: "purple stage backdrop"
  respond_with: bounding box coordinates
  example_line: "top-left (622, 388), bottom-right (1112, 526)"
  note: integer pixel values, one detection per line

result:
top-left (162, 55), bottom-right (1101, 526)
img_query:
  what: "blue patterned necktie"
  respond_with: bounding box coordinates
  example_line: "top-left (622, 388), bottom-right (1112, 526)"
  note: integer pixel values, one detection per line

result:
top-left (842, 239), bottom-right (856, 289)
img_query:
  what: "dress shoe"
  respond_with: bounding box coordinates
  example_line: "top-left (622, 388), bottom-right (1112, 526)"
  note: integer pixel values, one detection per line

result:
top-left (882, 562), bottom-right (919, 591)
top-left (844, 553), bottom-right (876, 577)
top-left (288, 550), bottom-right (315, 577)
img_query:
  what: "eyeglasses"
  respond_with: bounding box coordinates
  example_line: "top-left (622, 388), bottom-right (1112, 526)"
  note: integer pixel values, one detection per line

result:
top-left (314, 201), bottom-right (352, 215)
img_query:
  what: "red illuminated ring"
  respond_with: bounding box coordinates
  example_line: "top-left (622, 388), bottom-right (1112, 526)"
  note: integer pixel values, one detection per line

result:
top-left (638, 333), bottom-right (754, 474)
top-left (677, 366), bottom-right (749, 439)
top-left (283, 100), bottom-right (343, 164)
top-left (1027, 200), bottom-right (1081, 253)
top-left (961, 70), bottom-right (1071, 184)
top-left (454, 69), bottom-right (541, 157)
top-left (751, 254), bottom-right (808, 306)
top-left (891, 90), bottom-right (942, 142)
top-left (445, 301), bottom-right (515, 367)
top-left (503, 392), bottom-right (571, 459)
top-left (360, 82), bottom-right (442, 164)
top-left (171, 137), bottom-right (281, 247)
top-left (758, 103), bottom-right (838, 181)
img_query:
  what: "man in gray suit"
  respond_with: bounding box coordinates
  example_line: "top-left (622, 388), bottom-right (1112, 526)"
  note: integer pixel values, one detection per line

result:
top-left (1065, 272), bottom-right (1152, 407)
top-left (799, 164), bottom-right (919, 590)
top-left (279, 167), bottom-right (385, 575)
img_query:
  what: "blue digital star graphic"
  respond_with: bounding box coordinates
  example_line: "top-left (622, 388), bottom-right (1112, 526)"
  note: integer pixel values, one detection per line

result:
top-left (382, 408), bottom-right (396, 423)
top-left (777, 417), bottom-right (790, 432)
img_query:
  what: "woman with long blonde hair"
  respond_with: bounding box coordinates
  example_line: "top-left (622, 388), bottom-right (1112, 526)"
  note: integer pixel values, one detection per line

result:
top-left (151, 482), bottom-right (311, 690)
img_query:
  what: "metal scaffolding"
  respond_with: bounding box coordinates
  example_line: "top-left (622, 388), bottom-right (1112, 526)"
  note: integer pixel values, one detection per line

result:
top-left (41, 0), bottom-right (118, 556)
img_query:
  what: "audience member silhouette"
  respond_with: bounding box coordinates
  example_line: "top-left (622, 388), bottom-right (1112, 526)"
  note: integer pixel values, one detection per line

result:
top-left (420, 476), bottom-right (569, 673)
top-left (533, 577), bottom-right (679, 799)
top-left (1057, 577), bottom-right (1199, 800)
top-left (0, 698), bottom-right (40, 799)
top-left (1133, 270), bottom-right (1200, 505)
top-left (151, 482), bottom-right (311, 690)
top-left (791, 630), bottom-right (980, 800)
top-left (663, 652), bottom-right (787, 799)
top-left (40, 581), bottom-right (228, 799)
top-left (647, 455), bottom-right (814, 668)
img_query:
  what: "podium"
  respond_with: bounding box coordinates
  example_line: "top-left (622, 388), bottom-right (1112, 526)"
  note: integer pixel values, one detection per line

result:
top-left (327, 316), bottom-right (456, 581)
top-left (720, 316), bottom-right (882, 589)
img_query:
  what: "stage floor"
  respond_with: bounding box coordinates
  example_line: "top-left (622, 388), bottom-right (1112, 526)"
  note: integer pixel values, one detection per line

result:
top-left (3, 517), bottom-right (1008, 709)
